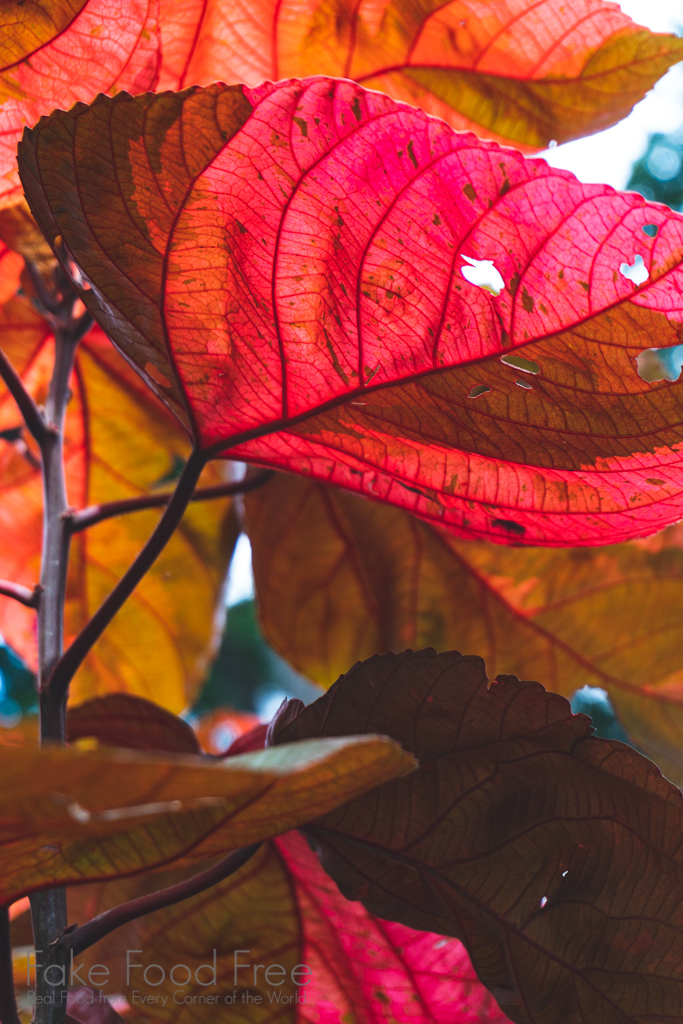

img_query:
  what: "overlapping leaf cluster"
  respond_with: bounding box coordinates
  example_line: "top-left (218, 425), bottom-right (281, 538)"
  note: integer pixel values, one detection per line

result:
top-left (2, 1), bottom-right (683, 1023)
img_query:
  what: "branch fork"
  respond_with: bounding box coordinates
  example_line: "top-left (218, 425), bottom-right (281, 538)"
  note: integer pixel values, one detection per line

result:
top-left (0, 259), bottom-right (276, 1024)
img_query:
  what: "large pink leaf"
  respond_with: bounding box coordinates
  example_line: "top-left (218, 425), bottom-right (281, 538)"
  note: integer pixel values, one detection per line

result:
top-left (19, 78), bottom-right (683, 545)
top-left (0, 0), bottom-right (160, 208)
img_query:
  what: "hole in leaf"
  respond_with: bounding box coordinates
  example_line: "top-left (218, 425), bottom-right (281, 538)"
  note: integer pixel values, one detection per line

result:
top-left (491, 518), bottom-right (526, 536)
top-left (539, 896), bottom-right (548, 909)
top-left (460, 255), bottom-right (504, 296)
top-left (468, 384), bottom-right (491, 398)
top-left (515, 378), bottom-right (533, 390)
top-left (619, 254), bottom-right (649, 286)
top-left (562, 870), bottom-right (569, 877)
top-left (642, 223), bottom-right (659, 238)
top-left (500, 354), bottom-right (541, 374)
top-left (636, 344), bottom-right (683, 383)
top-left (548, 139), bottom-right (558, 149)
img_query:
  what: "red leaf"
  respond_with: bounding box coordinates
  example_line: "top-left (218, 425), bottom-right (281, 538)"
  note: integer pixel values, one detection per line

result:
top-left (0, 0), bottom-right (160, 209)
top-left (20, 79), bottom-right (683, 545)
top-left (198, 710), bottom-right (263, 753)
top-left (280, 830), bottom-right (512, 1023)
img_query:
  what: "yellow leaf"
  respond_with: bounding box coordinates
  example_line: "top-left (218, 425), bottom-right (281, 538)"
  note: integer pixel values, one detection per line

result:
top-left (0, 303), bottom-right (237, 711)
top-left (247, 473), bottom-right (683, 785)
top-left (0, 735), bottom-right (414, 903)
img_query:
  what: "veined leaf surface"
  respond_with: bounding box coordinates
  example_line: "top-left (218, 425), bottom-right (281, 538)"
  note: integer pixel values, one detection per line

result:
top-left (66, 693), bottom-right (202, 754)
top-left (0, 733), bottom-right (413, 904)
top-left (67, 830), bottom-right (510, 1023)
top-left (20, 79), bottom-right (683, 546)
top-left (0, 0), bottom-right (160, 208)
top-left (245, 472), bottom-right (683, 785)
top-left (273, 649), bottom-right (683, 1024)
top-left (157, 0), bottom-right (683, 150)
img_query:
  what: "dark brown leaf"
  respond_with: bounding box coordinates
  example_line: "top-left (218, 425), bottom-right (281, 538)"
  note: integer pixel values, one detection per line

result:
top-left (66, 695), bottom-right (201, 754)
top-left (273, 649), bottom-right (683, 1024)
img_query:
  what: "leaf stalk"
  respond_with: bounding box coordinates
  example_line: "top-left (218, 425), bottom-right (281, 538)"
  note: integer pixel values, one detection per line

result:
top-left (68, 469), bottom-right (274, 533)
top-left (47, 448), bottom-right (208, 709)
top-left (0, 345), bottom-right (49, 446)
top-left (62, 844), bottom-right (261, 958)
top-left (31, 314), bottom-right (80, 1024)
top-left (0, 581), bottom-right (40, 608)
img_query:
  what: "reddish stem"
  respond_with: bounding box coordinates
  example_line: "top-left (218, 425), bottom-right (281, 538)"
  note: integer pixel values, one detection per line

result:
top-left (0, 345), bottom-right (48, 445)
top-left (64, 844), bottom-right (261, 957)
top-left (46, 449), bottom-right (207, 713)
top-left (0, 580), bottom-right (40, 608)
top-left (69, 469), bottom-right (274, 533)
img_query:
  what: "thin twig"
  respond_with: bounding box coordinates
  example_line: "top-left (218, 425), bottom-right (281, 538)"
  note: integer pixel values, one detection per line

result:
top-left (0, 907), bottom-right (21, 1024)
top-left (0, 346), bottom-right (48, 445)
top-left (0, 580), bottom-right (40, 608)
top-left (69, 469), bottom-right (275, 533)
top-left (31, 317), bottom-right (80, 1024)
top-left (30, 261), bottom-right (94, 1024)
top-left (24, 261), bottom-right (61, 314)
top-left (46, 448), bottom-right (207, 710)
top-left (64, 844), bottom-right (261, 957)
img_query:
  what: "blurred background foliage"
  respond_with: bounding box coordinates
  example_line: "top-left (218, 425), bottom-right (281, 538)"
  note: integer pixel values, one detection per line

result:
top-left (628, 130), bottom-right (683, 209)
top-left (0, 528), bottom-right (635, 748)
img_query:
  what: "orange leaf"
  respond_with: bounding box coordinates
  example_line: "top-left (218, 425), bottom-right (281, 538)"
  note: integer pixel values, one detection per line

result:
top-left (0, 0), bottom-right (160, 209)
top-left (157, 0), bottom-right (683, 150)
top-left (0, 295), bottom-right (236, 710)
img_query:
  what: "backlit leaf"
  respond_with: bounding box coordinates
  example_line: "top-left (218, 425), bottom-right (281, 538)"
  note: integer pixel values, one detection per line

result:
top-left (247, 472), bottom-right (683, 786)
top-left (0, 296), bottom-right (236, 710)
top-left (0, 0), bottom-right (160, 209)
top-left (0, 732), bottom-right (413, 904)
top-left (21, 79), bottom-right (683, 546)
top-left (157, 0), bottom-right (683, 150)
top-left (68, 830), bottom-right (510, 1023)
top-left (273, 649), bottom-right (683, 1024)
